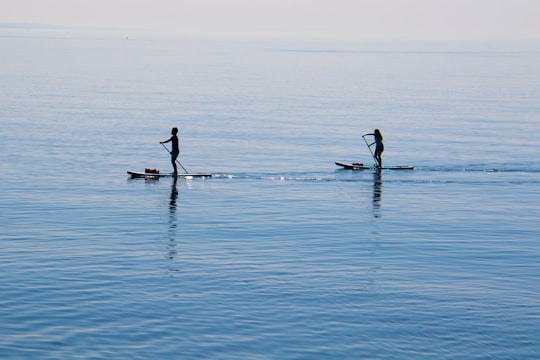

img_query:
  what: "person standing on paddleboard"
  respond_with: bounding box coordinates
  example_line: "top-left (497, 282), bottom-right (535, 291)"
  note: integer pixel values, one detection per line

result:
top-left (365, 129), bottom-right (384, 168)
top-left (160, 127), bottom-right (180, 175)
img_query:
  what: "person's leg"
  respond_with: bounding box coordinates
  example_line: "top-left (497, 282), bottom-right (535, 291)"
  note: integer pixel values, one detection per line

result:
top-left (171, 156), bottom-right (178, 174)
top-left (375, 148), bottom-right (382, 167)
top-left (377, 144), bottom-right (384, 167)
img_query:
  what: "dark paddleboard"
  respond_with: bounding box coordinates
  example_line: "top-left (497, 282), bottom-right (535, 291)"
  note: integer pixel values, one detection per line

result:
top-left (127, 171), bottom-right (212, 178)
top-left (335, 162), bottom-right (414, 170)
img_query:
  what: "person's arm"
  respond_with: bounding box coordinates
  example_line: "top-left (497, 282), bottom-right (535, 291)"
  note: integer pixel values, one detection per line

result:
top-left (362, 133), bottom-right (375, 146)
top-left (160, 136), bottom-right (172, 144)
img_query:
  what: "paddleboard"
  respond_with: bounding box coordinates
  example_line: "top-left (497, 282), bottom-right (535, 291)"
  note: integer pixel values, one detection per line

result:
top-left (335, 162), bottom-right (414, 170)
top-left (127, 171), bottom-right (212, 178)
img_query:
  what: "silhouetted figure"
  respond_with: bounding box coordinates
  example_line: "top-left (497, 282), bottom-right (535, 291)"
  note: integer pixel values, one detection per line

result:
top-left (160, 127), bottom-right (180, 175)
top-left (364, 129), bottom-right (384, 168)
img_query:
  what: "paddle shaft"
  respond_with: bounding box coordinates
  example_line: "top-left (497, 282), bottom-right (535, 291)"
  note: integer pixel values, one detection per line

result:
top-left (161, 143), bottom-right (189, 174)
top-left (362, 135), bottom-right (377, 164)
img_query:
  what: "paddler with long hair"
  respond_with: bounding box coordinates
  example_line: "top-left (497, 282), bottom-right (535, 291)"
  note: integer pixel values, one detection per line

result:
top-left (364, 129), bottom-right (384, 168)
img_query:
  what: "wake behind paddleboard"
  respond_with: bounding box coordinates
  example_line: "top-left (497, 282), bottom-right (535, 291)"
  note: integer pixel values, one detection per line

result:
top-left (127, 171), bottom-right (212, 178)
top-left (335, 161), bottom-right (414, 170)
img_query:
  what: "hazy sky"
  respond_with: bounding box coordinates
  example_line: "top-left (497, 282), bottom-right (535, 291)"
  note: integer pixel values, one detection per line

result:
top-left (1, 0), bottom-right (539, 38)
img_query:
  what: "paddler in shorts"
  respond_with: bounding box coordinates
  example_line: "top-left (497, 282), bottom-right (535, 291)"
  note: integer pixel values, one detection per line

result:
top-left (160, 127), bottom-right (180, 175)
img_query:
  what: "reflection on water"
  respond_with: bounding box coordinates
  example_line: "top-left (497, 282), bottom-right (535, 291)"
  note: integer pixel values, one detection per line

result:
top-left (168, 178), bottom-right (178, 262)
top-left (372, 169), bottom-right (382, 217)
top-left (169, 177), bottom-right (179, 212)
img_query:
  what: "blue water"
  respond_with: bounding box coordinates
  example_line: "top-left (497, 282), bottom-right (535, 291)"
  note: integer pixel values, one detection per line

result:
top-left (1, 31), bottom-right (540, 359)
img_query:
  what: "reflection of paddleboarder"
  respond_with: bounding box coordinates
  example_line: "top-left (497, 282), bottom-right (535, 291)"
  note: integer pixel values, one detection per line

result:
top-left (364, 129), bottom-right (384, 168)
top-left (160, 127), bottom-right (180, 175)
top-left (167, 178), bottom-right (178, 261)
top-left (169, 177), bottom-right (178, 211)
top-left (372, 169), bottom-right (383, 218)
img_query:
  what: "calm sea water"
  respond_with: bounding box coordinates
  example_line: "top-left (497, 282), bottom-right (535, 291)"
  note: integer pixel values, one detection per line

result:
top-left (1, 30), bottom-right (540, 359)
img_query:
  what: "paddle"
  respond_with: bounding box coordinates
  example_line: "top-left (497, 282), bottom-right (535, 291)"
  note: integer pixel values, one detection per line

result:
top-left (160, 143), bottom-right (189, 174)
top-left (362, 134), bottom-right (378, 165)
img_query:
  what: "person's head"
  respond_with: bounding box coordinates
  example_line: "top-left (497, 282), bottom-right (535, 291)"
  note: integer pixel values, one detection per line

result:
top-left (374, 128), bottom-right (382, 138)
top-left (171, 127), bottom-right (178, 135)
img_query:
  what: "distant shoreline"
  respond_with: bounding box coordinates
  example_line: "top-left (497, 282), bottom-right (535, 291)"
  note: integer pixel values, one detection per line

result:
top-left (0, 22), bottom-right (67, 29)
top-left (1, 23), bottom-right (539, 44)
